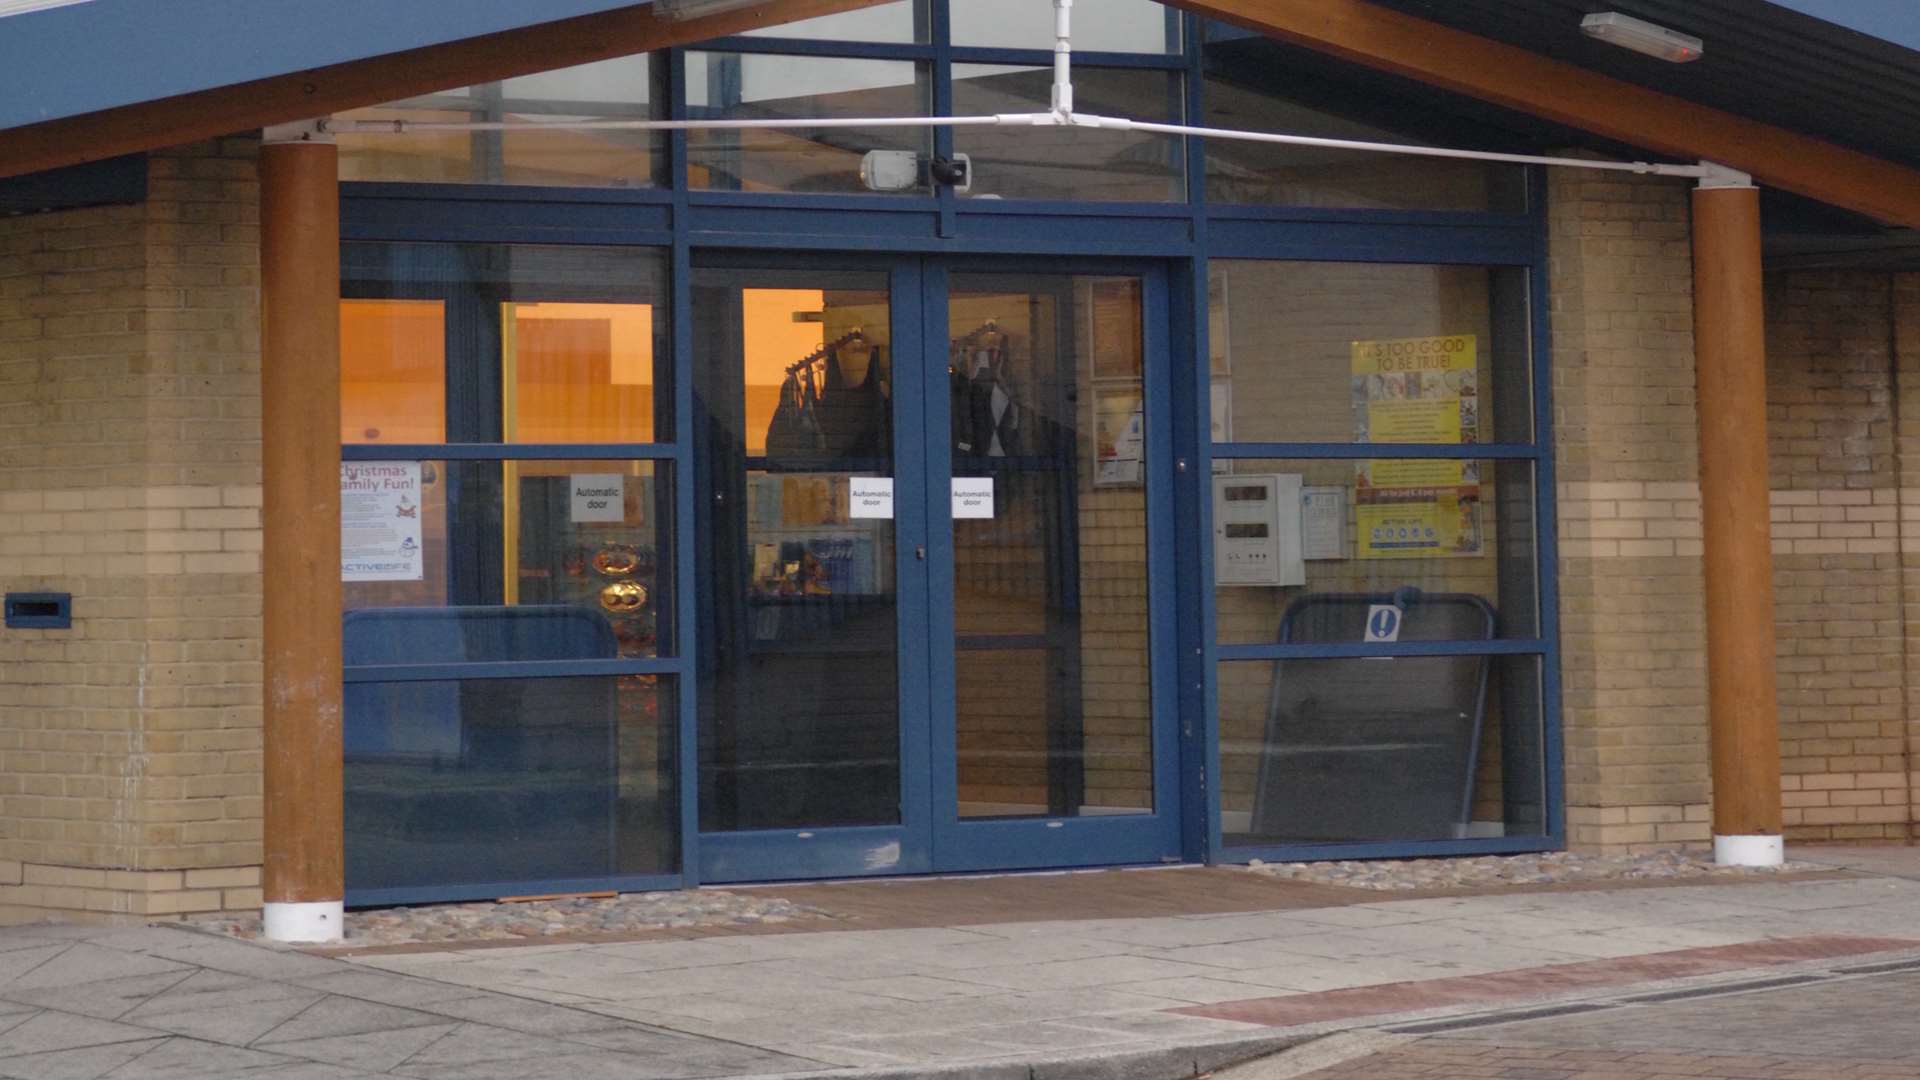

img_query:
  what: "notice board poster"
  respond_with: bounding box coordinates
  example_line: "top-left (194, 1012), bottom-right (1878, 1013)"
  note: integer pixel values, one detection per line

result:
top-left (341, 461), bottom-right (424, 582)
top-left (1350, 335), bottom-right (1482, 559)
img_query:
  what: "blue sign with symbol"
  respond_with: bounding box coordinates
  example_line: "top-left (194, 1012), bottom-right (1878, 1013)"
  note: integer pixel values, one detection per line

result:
top-left (1364, 604), bottom-right (1402, 643)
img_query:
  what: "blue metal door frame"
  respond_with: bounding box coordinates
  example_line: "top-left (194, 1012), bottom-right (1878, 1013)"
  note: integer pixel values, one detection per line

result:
top-left (689, 252), bottom-right (1183, 881)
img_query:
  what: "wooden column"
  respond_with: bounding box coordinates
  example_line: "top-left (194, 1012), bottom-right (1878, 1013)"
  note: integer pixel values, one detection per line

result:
top-left (259, 123), bottom-right (345, 941)
top-left (1692, 174), bottom-right (1785, 866)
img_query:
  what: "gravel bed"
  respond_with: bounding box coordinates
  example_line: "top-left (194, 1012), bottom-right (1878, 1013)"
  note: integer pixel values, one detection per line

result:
top-left (188, 889), bottom-right (836, 947)
top-left (1247, 850), bottom-right (1818, 891)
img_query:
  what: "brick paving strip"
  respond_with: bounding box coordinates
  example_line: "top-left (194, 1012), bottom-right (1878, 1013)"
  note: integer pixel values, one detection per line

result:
top-left (1175, 934), bottom-right (1920, 1028)
top-left (1291, 1042), bottom-right (1920, 1079)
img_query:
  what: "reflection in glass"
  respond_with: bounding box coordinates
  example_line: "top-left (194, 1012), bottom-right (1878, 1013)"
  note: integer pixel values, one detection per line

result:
top-left (695, 273), bottom-right (901, 831)
top-left (1220, 654), bottom-right (1543, 845)
top-left (1200, 31), bottom-right (1525, 213)
top-left (1207, 262), bottom-right (1531, 446)
top-left (741, 0), bottom-right (924, 42)
top-left (345, 675), bottom-right (677, 893)
top-left (953, 66), bottom-right (1184, 203)
top-left (687, 53), bottom-right (929, 195)
top-left (342, 460), bottom-right (669, 660)
top-left (951, 0), bottom-right (1177, 53)
top-left (1212, 459), bottom-right (1537, 644)
top-left (337, 55), bottom-right (661, 187)
top-left (949, 275), bottom-right (1152, 818)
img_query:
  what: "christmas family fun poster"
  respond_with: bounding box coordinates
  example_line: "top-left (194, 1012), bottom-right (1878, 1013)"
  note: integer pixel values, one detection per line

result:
top-left (1350, 334), bottom-right (1482, 559)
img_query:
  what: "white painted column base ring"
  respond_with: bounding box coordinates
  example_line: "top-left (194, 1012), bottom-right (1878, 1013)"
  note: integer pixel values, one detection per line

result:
top-left (1713, 834), bottom-right (1784, 868)
top-left (264, 900), bottom-right (344, 943)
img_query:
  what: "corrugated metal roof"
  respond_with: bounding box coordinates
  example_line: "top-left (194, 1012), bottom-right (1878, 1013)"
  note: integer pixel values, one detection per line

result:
top-left (1363, 0), bottom-right (1920, 172)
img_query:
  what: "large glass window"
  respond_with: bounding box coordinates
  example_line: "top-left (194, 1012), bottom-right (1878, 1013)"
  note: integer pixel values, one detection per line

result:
top-left (741, 0), bottom-right (925, 43)
top-left (953, 65), bottom-right (1185, 203)
top-left (951, 0), bottom-right (1178, 53)
top-left (1209, 260), bottom-right (1547, 851)
top-left (1201, 36), bottom-right (1527, 213)
top-left (687, 53), bottom-right (930, 195)
top-left (340, 242), bottom-right (678, 900)
top-left (337, 56), bottom-right (663, 188)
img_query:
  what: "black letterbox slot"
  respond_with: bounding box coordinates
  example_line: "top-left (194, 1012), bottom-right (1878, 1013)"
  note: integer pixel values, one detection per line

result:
top-left (5, 593), bottom-right (71, 629)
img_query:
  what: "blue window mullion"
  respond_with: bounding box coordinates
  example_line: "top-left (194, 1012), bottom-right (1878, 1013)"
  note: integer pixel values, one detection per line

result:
top-left (341, 443), bottom-right (677, 462)
top-left (1217, 639), bottom-right (1549, 662)
top-left (344, 658), bottom-right (683, 683)
top-left (1210, 442), bottom-right (1540, 461)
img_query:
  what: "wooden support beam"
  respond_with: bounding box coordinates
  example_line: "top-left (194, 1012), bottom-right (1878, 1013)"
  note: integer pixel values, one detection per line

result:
top-left (0, 0), bottom-right (887, 181)
top-left (1692, 182), bottom-right (1785, 865)
top-left (1171, 0), bottom-right (1920, 228)
top-left (260, 131), bottom-right (346, 942)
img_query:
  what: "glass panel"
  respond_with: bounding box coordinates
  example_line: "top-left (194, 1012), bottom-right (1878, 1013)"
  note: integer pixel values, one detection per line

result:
top-left (337, 55), bottom-right (661, 187)
top-left (346, 675), bottom-right (677, 892)
top-left (1200, 67), bottom-right (1526, 213)
top-left (1220, 655), bottom-right (1545, 845)
top-left (953, 66), bottom-right (1183, 203)
top-left (951, 0), bottom-right (1177, 53)
top-left (741, 0), bottom-right (923, 42)
top-left (342, 243), bottom-right (671, 444)
top-left (342, 300), bottom-right (446, 444)
top-left (1208, 262), bottom-right (1531, 446)
top-left (1212, 459), bottom-right (1538, 643)
top-left (687, 53), bottom-right (929, 195)
top-left (503, 302), bottom-right (661, 443)
top-left (949, 274), bottom-right (1151, 819)
top-left (694, 272), bottom-right (901, 831)
top-left (342, 460), bottom-right (669, 660)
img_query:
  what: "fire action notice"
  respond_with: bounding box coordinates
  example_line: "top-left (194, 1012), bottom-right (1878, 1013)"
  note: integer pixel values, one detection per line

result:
top-left (341, 461), bottom-right (424, 582)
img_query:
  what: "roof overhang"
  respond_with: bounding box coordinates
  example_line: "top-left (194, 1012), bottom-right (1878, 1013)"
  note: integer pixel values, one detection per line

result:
top-left (0, 0), bottom-right (889, 180)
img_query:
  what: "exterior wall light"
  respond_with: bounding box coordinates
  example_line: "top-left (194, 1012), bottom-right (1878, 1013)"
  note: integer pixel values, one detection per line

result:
top-left (653, 0), bottom-right (768, 19)
top-left (1580, 12), bottom-right (1704, 62)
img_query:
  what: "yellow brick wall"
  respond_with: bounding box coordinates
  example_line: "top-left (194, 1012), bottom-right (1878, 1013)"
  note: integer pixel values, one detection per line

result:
top-left (1547, 169), bottom-right (1713, 851)
top-left (1767, 271), bottom-right (1912, 841)
top-left (0, 138), bottom-right (263, 922)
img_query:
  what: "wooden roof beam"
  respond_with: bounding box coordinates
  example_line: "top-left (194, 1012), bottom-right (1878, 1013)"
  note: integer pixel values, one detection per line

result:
top-left (0, 0), bottom-right (890, 181)
top-left (1168, 0), bottom-right (1920, 228)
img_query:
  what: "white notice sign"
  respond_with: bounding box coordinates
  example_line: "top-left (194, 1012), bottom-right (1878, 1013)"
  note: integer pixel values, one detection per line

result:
top-left (341, 461), bottom-right (424, 582)
top-left (951, 477), bottom-right (994, 519)
top-left (849, 477), bottom-right (894, 519)
top-left (570, 474), bottom-right (626, 523)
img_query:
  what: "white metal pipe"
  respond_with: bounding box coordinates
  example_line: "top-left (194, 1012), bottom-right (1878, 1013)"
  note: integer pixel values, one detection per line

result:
top-left (322, 114), bottom-right (1029, 134)
top-left (1052, 0), bottom-right (1073, 118)
top-left (327, 111), bottom-right (1710, 179)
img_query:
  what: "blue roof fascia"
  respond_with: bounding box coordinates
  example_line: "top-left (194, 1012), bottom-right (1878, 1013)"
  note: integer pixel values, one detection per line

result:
top-left (1762, 0), bottom-right (1920, 53)
top-left (0, 0), bottom-right (653, 133)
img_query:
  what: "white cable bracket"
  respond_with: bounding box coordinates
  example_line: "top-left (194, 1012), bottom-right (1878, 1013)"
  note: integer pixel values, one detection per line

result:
top-left (264, 118), bottom-right (333, 145)
top-left (1695, 160), bottom-right (1755, 189)
top-left (1051, 0), bottom-right (1074, 119)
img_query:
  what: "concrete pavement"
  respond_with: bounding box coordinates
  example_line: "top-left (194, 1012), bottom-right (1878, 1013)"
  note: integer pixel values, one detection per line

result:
top-left (5, 850), bottom-right (1920, 1078)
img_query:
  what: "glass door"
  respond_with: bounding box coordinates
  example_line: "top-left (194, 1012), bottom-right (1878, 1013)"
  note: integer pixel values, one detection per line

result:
top-left (691, 258), bottom-right (1178, 882)
top-left (927, 266), bottom-right (1180, 872)
top-left (692, 261), bottom-right (931, 881)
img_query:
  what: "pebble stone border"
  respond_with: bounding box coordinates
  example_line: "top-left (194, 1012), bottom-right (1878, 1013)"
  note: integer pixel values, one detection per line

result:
top-left (1246, 850), bottom-right (1817, 891)
top-left (188, 889), bottom-right (835, 947)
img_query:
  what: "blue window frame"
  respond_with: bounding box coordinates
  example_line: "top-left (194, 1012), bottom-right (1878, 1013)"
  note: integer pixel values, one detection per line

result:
top-left (336, 4), bottom-right (1560, 899)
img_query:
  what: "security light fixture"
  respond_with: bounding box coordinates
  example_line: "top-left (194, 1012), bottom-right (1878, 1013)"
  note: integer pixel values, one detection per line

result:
top-left (1581, 12), bottom-right (1704, 62)
top-left (653, 0), bottom-right (765, 19)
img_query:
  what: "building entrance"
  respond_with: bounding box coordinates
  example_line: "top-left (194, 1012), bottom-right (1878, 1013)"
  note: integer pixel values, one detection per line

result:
top-left (691, 257), bottom-right (1181, 881)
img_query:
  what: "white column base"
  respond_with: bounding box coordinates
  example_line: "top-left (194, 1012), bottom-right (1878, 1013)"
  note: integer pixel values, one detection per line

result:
top-left (1713, 834), bottom-right (1784, 868)
top-left (263, 900), bottom-right (344, 944)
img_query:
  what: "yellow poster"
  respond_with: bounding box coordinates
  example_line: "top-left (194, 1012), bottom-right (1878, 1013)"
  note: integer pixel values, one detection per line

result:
top-left (1351, 334), bottom-right (1482, 559)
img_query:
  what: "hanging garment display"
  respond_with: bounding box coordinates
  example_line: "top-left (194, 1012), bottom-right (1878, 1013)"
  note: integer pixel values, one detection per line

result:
top-left (954, 331), bottom-right (1021, 458)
